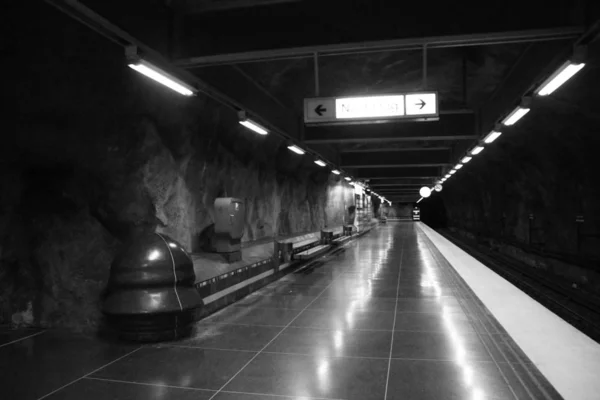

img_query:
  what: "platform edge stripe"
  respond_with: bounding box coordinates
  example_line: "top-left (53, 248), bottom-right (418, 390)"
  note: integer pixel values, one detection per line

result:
top-left (418, 222), bottom-right (600, 400)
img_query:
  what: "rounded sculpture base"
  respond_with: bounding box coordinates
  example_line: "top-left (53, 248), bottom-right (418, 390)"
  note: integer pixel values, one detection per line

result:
top-left (105, 309), bottom-right (197, 342)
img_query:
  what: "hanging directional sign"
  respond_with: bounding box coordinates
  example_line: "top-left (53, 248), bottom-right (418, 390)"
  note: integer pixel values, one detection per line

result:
top-left (304, 92), bottom-right (438, 124)
top-left (305, 97), bottom-right (336, 122)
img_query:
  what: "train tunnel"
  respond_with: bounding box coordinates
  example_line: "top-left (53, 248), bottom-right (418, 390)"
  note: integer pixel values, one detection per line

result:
top-left (2, 0), bottom-right (600, 399)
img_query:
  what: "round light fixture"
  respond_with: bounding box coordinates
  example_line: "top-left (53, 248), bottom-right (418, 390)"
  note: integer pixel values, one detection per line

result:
top-left (419, 186), bottom-right (432, 198)
top-left (434, 184), bottom-right (443, 192)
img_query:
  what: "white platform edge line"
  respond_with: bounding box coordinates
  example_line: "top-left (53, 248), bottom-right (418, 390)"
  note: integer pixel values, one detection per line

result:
top-left (418, 222), bottom-right (600, 400)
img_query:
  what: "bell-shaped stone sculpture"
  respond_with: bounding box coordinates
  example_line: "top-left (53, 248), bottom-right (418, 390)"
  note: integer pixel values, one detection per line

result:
top-left (103, 232), bottom-right (203, 342)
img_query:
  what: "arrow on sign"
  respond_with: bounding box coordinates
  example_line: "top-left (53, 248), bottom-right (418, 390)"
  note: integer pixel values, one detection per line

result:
top-left (315, 104), bottom-right (327, 116)
top-left (415, 99), bottom-right (426, 109)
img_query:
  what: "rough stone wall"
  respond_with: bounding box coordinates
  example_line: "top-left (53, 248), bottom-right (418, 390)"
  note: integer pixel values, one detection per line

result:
top-left (0, 5), bottom-right (354, 330)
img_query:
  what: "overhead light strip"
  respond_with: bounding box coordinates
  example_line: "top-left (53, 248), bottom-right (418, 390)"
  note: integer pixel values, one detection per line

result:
top-left (239, 119), bottom-right (269, 135)
top-left (502, 106), bottom-right (530, 126)
top-left (128, 59), bottom-right (196, 96)
top-left (287, 145), bottom-right (305, 155)
top-left (536, 62), bottom-right (585, 96)
top-left (483, 131), bottom-right (502, 144)
top-left (470, 146), bottom-right (484, 155)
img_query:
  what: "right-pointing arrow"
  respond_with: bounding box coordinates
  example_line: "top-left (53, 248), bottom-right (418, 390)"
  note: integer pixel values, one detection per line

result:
top-left (416, 99), bottom-right (426, 109)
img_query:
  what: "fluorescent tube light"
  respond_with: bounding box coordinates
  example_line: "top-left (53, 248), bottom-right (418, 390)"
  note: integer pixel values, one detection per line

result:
top-left (287, 145), bottom-right (305, 155)
top-left (128, 59), bottom-right (196, 96)
top-left (332, 169), bottom-right (341, 175)
top-left (417, 197), bottom-right (423, 203)
top-left (502, 107), bottom-right (530, 126)
top-left (461, 156), bottom-right (472, 163)
top-left (314, 159), bottom-right (326, 167)
top-left (470, 146), bottom-right (484, 155)
top-left (483, 131), bottom-right (502, 144)
top-left (445, 174), bottom-right (451, 179)
top-left (455, 164), bottom-right (463, 169)
top-left (239, 120), bottom-right (268, 135)
top-left (344, 177), bottom-right (351, 181)
top-left (449, 170), bottom-right (456, 175)
top-left (536, 62), bottom-right (585, 96)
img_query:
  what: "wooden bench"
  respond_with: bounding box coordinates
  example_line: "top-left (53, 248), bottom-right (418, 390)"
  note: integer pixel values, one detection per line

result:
top-left (274, 232), bottom-right (323, 264)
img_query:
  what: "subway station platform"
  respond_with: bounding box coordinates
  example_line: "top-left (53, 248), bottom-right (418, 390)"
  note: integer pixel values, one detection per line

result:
top-left (2, 222), bottom-right (599, 400)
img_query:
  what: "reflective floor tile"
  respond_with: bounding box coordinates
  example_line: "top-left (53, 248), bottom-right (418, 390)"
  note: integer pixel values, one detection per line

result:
top-left (394, 298), bottom-right (466, 314)
top-left (291, 308), bottom-right (394, 331)
top-left (259, 282), bottom-right (327, 297)
top-left (92, 347), bottom-right (256, 390)
top-left (395, 285), bottom-right (458, 298)
top-left (0, 331), bottom-right (138, 400)
top-left (214, 392), bottom-right (326, 400)
top-left (319, 285), bottom-right (398, 299)
top-left (45, 377), bottom-right (215, 400)
top-left (394, 310), bottom-right (480, 333)
top-left (172, 323), bottom-right (282, 351)
top-left (391, 331), bottom-right (494, 361)
top-left (265, 326), bottom-right (392, 358)
top-left (223, 352), bottom-right (388, 400)
top-left (387, 359), bottom-right (515, 400)
top-left (234, 293), bottom-right (316, 310)
top-left (307, 296), bottom-right (398, 312)
top-left (278, 272), bottom-right (336, 286)
top-left (203, 306), bottom-right (301, 327)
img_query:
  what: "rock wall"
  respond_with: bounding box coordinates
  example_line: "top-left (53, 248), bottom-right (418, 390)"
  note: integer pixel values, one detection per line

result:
top-left (0, 5), bottom-right (355, 330)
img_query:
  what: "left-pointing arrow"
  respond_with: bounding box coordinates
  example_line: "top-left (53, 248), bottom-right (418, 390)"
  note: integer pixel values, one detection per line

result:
top-left (315, 104), bottom-right (327, 116)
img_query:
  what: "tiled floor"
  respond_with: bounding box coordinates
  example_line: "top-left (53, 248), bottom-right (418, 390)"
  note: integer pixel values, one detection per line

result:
top-left (0, 223), bottom-right (564, 400)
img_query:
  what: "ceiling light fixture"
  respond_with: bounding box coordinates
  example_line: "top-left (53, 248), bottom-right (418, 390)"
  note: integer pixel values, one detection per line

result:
top-left (449, 170), bottom-right (456, 175)
top-left (287, 145), bottom-right (305, 155)
top-left (455, 164), bottom-right (463, 169)
top-left (461, 156), bottom-right (472, 163)
top-left (238, 111), bottom-right (268, 135)
top-left (126, 47), bottom-right (196, 96)
top-left (314, 159), bottom-right (326, 167)
top-left (470, 146), bottom-right (484, 155)
top-left (332, 169), bottom-right (341, 175)
top-left (344, 177), bottom-right (351, 181)
top-left (536, 63), bottom-right (585, 96)
top-left (536, 48), bottom-right (586, 96)
top-left (502, 107), bottom-right (530, 126)
top-left (483, 130), bottom-right (502, 144)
